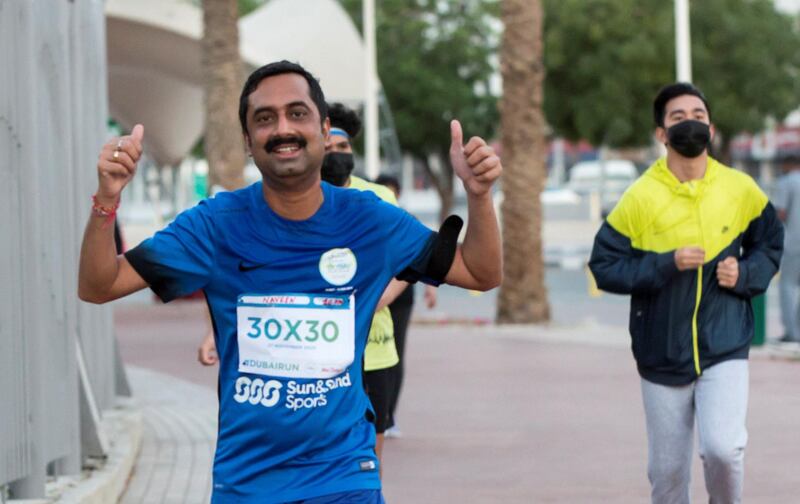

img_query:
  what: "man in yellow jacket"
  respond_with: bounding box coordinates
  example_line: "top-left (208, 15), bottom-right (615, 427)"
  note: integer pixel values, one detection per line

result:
top-left (589, 83), bottom-right (783, 503)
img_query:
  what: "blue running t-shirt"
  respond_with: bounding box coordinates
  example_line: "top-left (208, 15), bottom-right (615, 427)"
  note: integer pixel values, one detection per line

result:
top-left (125, 181), bottom-right (437, 503)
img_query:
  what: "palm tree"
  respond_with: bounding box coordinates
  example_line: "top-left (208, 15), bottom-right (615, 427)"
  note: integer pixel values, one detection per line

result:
top-left (496, 0), bottom-right (550, 323)
top-left (202, 0), bottom-right (246, 191)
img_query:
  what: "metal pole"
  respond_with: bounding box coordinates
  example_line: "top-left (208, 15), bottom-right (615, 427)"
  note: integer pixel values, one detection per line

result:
top-left (675, 0), bottom-right (692, 82)
top-left (552, 138), bottom-right (565, 187)
top-left (598, 145), bottom-right (607, 219)
top-left (363, 0), bottom-right (380, 179)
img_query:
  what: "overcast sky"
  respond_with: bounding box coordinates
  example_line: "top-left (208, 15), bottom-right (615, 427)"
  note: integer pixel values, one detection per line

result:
top-left (775, 0), bottom-right (800, 14)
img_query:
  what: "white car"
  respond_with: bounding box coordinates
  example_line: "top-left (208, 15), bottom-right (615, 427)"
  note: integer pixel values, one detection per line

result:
top-left (567, 159), bottom-right (639, 212)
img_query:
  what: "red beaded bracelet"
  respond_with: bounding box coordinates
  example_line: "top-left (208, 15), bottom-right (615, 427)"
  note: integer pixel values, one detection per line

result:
top-left (91, 194), bottom-right (119, 228)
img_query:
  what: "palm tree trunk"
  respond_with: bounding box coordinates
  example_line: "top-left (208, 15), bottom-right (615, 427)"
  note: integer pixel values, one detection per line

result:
top-left (496, 0), bottom-right (550, 323)
top-left (420, 153), bottom-right (454, 223)
top-left (202, 0), bottom-right (246, 192)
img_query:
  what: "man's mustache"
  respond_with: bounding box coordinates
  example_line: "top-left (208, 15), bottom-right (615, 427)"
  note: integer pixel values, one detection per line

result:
top-left (264, 135), bottom-right (307, 153)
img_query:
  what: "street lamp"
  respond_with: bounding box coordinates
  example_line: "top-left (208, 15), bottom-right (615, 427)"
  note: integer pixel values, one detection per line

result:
top-left (675, 0), bottom-right (692, 82)
top-left (363, 0), bottom-right (380, 179)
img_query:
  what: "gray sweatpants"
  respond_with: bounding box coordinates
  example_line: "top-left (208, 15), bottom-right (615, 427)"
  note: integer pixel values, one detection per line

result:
top-left (641, 359), bottom-right (749, 504)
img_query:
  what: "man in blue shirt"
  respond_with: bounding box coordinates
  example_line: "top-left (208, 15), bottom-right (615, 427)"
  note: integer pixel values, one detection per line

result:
top-left (79, 61), bottom-right (502, 503)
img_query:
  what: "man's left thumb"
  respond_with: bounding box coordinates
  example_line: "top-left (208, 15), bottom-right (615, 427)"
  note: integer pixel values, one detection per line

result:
top-left (450, 119), bottom-right (463, 152)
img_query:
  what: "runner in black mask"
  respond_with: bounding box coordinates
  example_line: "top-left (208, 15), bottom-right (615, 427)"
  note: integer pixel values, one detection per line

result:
top-left (589, 82), bottom-right (783, 504)
top-left (321, 102), bottom-right (360, 186)
top-left (321, 102), bottom-right (409, 475)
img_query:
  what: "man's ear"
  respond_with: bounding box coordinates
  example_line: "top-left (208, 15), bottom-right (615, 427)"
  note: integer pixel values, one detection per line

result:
top-left (655, 126), bottom-right (667, 145)
top-left (322, 117), bottom-right (331, 140)
top-left (709, 123), bottom-right (716, 143)
top-left (243, 133), bottom-right (252, 156)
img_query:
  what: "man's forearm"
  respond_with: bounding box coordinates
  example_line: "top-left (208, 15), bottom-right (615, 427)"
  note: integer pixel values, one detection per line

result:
top-left (376, 279), bottom-right (409, 311)
top-left (460, 192), bottom-right (502, 288)
top-left (78, 214), bottom-right (121, 302)
top-left (80, 125), bottom-right (146, 303)
top-left (444, 120), bottom-right (502, 289)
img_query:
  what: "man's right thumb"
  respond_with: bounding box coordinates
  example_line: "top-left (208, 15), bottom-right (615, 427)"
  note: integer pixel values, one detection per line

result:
top-left (131, 124), bottom-right (144, 146)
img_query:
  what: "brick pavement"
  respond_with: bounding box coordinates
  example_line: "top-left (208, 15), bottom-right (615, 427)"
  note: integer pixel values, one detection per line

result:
top-left (119, 367), bottom-right (217, 504)
top-left (115, 301), bottom-right (800, 503)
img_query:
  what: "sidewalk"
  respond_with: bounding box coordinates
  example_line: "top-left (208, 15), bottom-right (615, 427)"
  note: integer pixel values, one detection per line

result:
top-left (118, 367), bottom-right (217, 504)
top-left (111, 301), bottom-right (800, 504)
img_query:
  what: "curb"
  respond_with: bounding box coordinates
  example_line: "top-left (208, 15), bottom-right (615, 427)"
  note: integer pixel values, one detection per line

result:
top-left (410, 318), bottom-right (631, 349)
top-left (759, 342), bottom-right (800, 361)
top-left (543, 247), bottom-right (591, 270)
top-left (12, 401), bottom-right (144, 504)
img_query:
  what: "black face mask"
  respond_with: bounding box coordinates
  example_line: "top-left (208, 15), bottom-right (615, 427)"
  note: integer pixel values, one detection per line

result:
top-left (321, 152), bottom-right (354, 187)
top-left (666, 120), bottom-right (711, 158)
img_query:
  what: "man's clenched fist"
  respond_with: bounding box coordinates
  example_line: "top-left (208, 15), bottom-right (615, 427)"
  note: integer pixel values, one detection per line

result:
top-left (717, 256), bottom-right (739, 288)
top-left (674, 246), bottom-right (705, 271)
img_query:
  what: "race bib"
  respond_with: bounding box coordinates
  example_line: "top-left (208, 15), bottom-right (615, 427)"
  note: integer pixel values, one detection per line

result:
top-left (237, 293), bottom-right (355, 379)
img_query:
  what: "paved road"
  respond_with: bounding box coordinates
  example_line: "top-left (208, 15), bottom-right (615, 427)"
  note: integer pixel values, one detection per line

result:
top-left (115, 288), bottom-right (800, 503)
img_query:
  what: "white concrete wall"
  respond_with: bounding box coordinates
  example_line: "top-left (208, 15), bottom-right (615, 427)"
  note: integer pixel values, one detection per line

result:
top-left (0, 0), bottom-right (119, 497)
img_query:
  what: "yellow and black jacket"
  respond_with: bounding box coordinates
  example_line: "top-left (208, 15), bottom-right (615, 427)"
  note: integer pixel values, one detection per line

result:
top-left (589, 157), bottom-right (783, 385)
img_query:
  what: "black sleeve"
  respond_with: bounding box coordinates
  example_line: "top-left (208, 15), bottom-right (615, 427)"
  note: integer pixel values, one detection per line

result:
top-left (588, 221), bottom-right (679, 295)
top-left (396, 215), bottom-right (462, 286)
top-left (731, 202), bottom-right (784, 298)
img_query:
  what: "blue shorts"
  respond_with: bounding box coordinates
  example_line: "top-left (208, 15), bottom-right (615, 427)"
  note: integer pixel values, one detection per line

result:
top-left (289, 489), bottom-right (386, 504)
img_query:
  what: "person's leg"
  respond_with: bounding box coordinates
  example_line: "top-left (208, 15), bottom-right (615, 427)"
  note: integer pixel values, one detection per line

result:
top-left (641, 378), bottom-right (695, 504)
top-left (790, 253), bottom-right (800, 342)
top-left (365, 367), bottom-right (394, 478)
top-left (387, 301), bottom-right (413, 428)
top-left (374, 433), bottom-right (385, 477)
top-left (695, 359), bottom-right (749, 504)
top-left (778, 253), bottom-right (800, 340)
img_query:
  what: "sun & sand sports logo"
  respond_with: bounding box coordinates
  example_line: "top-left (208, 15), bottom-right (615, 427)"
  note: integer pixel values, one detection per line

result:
top-left (233, 377), bottom-right (283, 407)
top-left (232, 372), bottom-right (353, 411)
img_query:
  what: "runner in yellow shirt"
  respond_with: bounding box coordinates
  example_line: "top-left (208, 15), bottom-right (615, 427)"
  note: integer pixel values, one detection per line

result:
top-left (321, 103), bottom-right (408, 470)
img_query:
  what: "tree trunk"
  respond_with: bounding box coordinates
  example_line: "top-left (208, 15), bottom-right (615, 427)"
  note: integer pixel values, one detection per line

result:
top-left (496, 0), bottom-right (550, 324)
top-left (716, 133), bottom-right (732, 166)
top-left (202, 0), bottom-right (246, 192)
top-left (420, 153), bottom-right (454, 223)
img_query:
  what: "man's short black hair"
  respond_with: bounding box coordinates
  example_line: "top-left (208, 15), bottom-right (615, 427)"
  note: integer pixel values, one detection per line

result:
top-left (653, 82), bottom-right (711, 127)
top-left (238, 60), bottom-right (328, 135)
top-left (375, 174), bottom-right (400, 193)
top-left (327, 102), bottom-right (362, 139)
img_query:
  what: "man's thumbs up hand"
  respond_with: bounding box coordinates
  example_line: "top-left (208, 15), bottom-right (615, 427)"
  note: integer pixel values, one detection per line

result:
top-left (449, 119), bottom-right (502, 198)
top-left (95, 124), bottom-right (144, 205)
top-left (131, 124), bottom-right (144, 150)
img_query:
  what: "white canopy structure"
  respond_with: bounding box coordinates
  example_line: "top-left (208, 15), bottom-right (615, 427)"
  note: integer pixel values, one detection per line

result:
top-left (239, 0), bottom-right (366, 105)
top-left (105, 0), bottom-right (366, 167)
